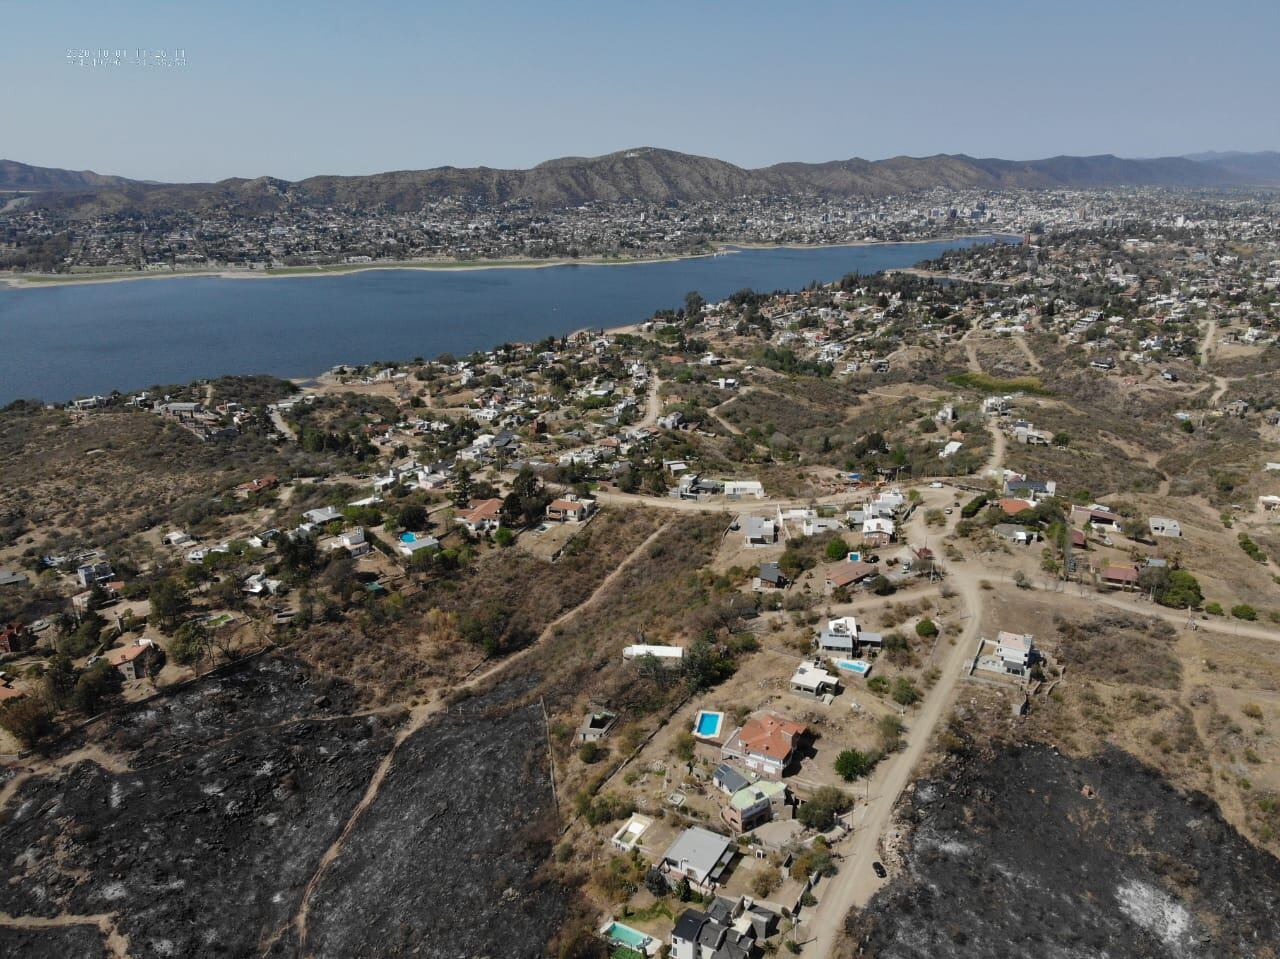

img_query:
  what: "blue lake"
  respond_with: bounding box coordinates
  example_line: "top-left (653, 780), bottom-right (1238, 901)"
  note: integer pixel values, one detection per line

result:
top-left (0, 237), bottom-right (1006, 403)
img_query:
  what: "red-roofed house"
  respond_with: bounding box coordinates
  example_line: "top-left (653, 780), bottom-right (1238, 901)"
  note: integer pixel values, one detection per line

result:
top-left (1100, 565), bottom-right (1140, 590)
top-left (721, 711), bottom-right (809, 779)
top-left (546, 495), bottom-right (597, 523)
top-left (0, 621), bottom-right (33, 655)
top-left (455, 498), bottom-right (504, 535)
top-left (103, 642), bottom-right (158, 682)
top-left (824, 560), bottom-right (877, 593)
top-left (997, 498), bottom-right (1035, 517)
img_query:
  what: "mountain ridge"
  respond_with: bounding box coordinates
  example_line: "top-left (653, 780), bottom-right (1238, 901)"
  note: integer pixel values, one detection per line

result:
top-left (1, 147), bottom-right (1274, 216)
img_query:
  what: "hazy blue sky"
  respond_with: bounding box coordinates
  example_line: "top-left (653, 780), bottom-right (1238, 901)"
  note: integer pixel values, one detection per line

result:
top-left (6, 0), bottom-right (1278, 181)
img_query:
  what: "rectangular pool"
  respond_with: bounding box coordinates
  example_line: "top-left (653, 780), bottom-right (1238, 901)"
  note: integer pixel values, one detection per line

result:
top-left (836, 659), bottom-right (872, 676)
top-left (602, 921), bottom-right (652, 951)
top-left (693, 709), bottom-right (724, 739)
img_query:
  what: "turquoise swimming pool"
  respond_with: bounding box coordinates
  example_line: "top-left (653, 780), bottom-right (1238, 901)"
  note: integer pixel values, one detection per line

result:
top-left (693, 709), bottom-right (724, 739)
top-left (399, 532), bottom-right (418, 543)
top-left (837, 659), bottom-right (872, 676)
top-left (602, 921), bottom-right (651, 951)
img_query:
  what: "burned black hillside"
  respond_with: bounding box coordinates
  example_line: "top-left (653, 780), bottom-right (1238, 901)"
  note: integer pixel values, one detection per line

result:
top-left (845, 743), bottom-right (1280, 959)
top-left (0, 657), bottom-right (565, 959)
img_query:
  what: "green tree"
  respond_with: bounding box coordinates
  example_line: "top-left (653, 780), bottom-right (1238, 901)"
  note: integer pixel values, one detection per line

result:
top-left (915, 618), bottom-right (938, 638)
top-left (397, 503), bottom-right (428, 531)
top-left (43, 654), bottom-right (77, 708)
top-left (0, 698), bottom-right (57, 749)
top-left (71, 660), bottom-right (122, 716)
top-left (148, 578), bottom-right (189, 630)
top-left (1158, 569), bottom-right (1203, 609)
top-left (834, 748), bottom-right (875, 781)
top-left (170, 621), bottom-right (210, 665)
top-left (824, 537), bottom-right (850, 562)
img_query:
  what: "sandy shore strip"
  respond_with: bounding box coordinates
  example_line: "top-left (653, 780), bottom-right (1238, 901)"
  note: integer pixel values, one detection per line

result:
top-left (0, 234), bottom-right (1006, 291)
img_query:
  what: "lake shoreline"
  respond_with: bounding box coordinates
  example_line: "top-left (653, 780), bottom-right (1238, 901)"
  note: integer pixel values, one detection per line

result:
top-left (0, 236), bottom-right (1010, 404)
top-left (0, 234), bottom-right (1002, 291)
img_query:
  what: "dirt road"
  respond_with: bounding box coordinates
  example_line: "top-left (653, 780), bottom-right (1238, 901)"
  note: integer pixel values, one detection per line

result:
top-left (1012, 333), bottom-right (1043, 371)
top-left (639, 373), bottom-right (663, 428)
top-left (798, 563), bottom-right (984, 956)
top-left (269, 406), bottom-right (298, 442)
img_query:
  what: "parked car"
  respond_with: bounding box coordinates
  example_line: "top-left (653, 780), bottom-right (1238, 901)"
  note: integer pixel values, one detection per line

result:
top-left (872, 861), bottom-right (887, 878)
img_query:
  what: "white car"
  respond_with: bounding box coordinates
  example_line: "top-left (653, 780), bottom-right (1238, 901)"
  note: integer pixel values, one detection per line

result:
top-left (929, 481), bottom-right (944, 489)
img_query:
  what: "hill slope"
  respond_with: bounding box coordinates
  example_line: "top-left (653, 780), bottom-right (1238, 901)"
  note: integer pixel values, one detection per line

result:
top-left (2, 146), bottom-right (1262, 216)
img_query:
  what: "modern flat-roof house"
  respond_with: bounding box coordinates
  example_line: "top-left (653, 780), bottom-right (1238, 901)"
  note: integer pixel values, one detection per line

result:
top-left (660, 827), bottom-right (736, 895)
top-left (722, 780), bottom-right (789, 833)
top-left (623, 644), bottom-right (685, 665)
top-left (815, 616), bottom-right (883, 654)
top-left (741, 516), bottom-right (777, 548)
top-left (721, 711), bottom-right (808, 780)
top-left (302, 506), bottom-right (343, 526)
top-left (723, 480), bottom-right (765, 499)
top-left (1148, 516), bottom-right (1182, 538)
top-left (791, 661), bottom-right (840, 697)
top-left (995, 631), bottom-right (1037, 675)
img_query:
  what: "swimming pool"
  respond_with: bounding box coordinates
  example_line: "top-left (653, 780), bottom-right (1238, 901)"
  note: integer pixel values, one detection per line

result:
top-left (399, 532), bottom-right (417, 543)
top-left (601, 921), bottom-right (652, 951)
top-left (836, 659), bottom-right (872, 676)
top-left (693, 709), bottom-right (725, 739)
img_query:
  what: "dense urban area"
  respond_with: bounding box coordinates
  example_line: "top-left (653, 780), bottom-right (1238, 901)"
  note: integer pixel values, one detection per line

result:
top-left (3, 187), bottom-right (1280, 959)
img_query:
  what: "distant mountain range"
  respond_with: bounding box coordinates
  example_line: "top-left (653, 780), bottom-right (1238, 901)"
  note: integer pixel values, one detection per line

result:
top-left (2, 148), bottom-right (1278, 216)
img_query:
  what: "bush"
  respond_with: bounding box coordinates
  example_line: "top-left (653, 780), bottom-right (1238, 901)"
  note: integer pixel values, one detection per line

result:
top-left (891, 677), bottom-right (921, 707)
top-left (578, 741), bottom-right (607, 764)
top-left (751, 866), bottom-right (781, 898)
top-left (494, 527), bottom-right (516, 548)
top-left (878, 716), bottom-right (905, 753)
top-left (1205, 602), bottom-right (1224, 616)
top-left (824, 537), bottom-right (850, 562)
top-left (1239, 534), bottom-right (1267, 563)
top-left (797, 786), bottom-right (851, 831)
top-left (867, 676), bottom-right (890, 695)
top-left (915, 618), bottom-right (938, 639)
top-left (1232, 604), bottom-right (1258, 622)
top-left (674, 731), bottom-right (696, 762)
top-left (961, 493), bottom-right (990, 519)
